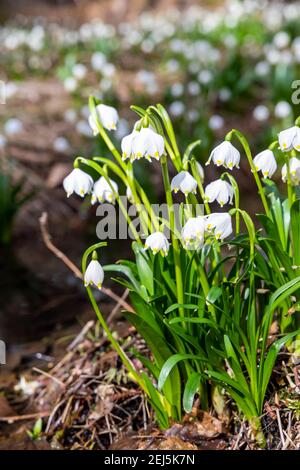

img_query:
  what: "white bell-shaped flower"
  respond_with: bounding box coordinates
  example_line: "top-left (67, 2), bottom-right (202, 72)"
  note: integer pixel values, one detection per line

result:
top-left (63, 168), bottom-right (93, 198)
top-left (204, 179), bottom-right (234, 207)
top-left (88, 104), bottom-right (119, 134)
top-left (121, 130), bottom-right (138, 161)
top-left (91, 176), bottom-right (118, 204)
top-left (181, 217), bottom-right (205, 249)
top-left (282, 157), bottom-right (300, 185)
top-left (278, 126), bottom-right (300, 152)
top-left (253, 149), bottom-right (277, 178)
top-left (132, 127), bottom-right (165, 162)
top-left (171, 171), bottom-right (197, 196)
top-left (84, 260), bottom-right (104, 289)
top-left (145, 232), bottom-right (169, 256)
top-left (207, 141), bottom-right (240, 170)
top-left (205, 213), bottom-right (232, 240)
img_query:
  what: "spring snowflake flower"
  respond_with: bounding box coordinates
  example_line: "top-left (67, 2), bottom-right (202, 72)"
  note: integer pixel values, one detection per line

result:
top-left (205, 213), bottom-right (232, 240)
top-left (63, 168), bottom-right (93, 198)
top-left (204, 179), bottom-right (234, 207)
top-left (171, 171), bottom-right (197, 196)
top-left (278, 126), bottom-right (300, 152)
top-left (282, 157), bottom-right (300, 185)
top-left (206, 141), bottom-right (240, 170)
top-left (122, 127), bottom-right (164, 162)
top-left (145, 232), bottom-right (169, 256)
top-left (88, 104), bottom-right (119, 134)
top-left (253, 149), bottom-right (277, 179)
top-left (91, 176), bottom-right (118, 204)
top-left (181, 217), bottom-right (205, 249)
top-left (84, 260), bottom-right (104, 290)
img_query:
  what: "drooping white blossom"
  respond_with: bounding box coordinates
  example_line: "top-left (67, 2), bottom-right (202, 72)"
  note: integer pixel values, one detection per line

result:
top-left (171, 171), bottom-right (197, 196)
top-left (206, 141), bottom-right (240, 170)
top-left (253, 149), bottom-right (277, 178)
top-left (88, 104), bottom-right (119, 134)
top-left (278, 126), bottom-right (300, 152)
top-left (91, 176), bottom-right (118, 204)
top-left (205, 213), bottom-right (233, 240)
top-left (84, 260), bottom-right (104, 289)
top-left (204, 179), bottom-right (234, 207)
top-left (145, 232), bottom-right (169, 256)
top-left (122, 127), bottom-right (164, 162)
top-left (181, 217), bottom-right (205, 249)
top-left (282, 157), bottom-right (300, 185)
top-left (63, 168), bottom-right (93, 198)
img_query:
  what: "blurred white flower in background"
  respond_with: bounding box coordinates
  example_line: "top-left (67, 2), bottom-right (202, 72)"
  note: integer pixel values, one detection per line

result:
top-left (273, 31), bottom-right (290, 49)
top-left (53, 137), bottom-right (71, 153)
top-left (274, 101), bottom-right (292, 119)
top-left (64, 76), bottom-right (77, 93)
top-left (169, 101), bottom-right (185, 117)
top-left (208, 115), bottom-right (224, 130)
top-left (170, 83), bottom-right (184, 98)
top-left (255, 60), bottom-right (270, 77)
top-left (91, 51), bottom-right (107, 71)
top-left (219, 88), bottom-right (232, 102)
top-left (76, 120), bottom-right (93, 137)
top-left (253, 105), bottom-right (270, 122)
top-left (72, 63), bottom-right (87, 80)
top-left (4, 118), bottom-right (23, 135)
top-left (0, 134), bottom-right (7, 149)
top-left (64, 109), bottom-right (77, 124)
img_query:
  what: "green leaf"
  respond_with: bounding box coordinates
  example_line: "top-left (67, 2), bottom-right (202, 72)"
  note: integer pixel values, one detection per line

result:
top-left (158, 353), bottom-right (205, 391)
top-left (291, 199), bottom-right (300, 265)
top-left (183, 372), bottom-right (201, 413)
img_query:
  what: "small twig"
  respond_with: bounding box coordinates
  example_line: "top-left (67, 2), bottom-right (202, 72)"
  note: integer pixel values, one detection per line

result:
top-left (32, 367), bottom-right (65, 388)
top-left (107, 288), bottom-right (130, 324)
top-left (0, 411), bottom-right (50, 423)
top-left (67, 320), bottom-right (95, 351)
top-left (276, 408), bottom-right (285, 449)
top-left (39, 212), bottom-right (133, 313)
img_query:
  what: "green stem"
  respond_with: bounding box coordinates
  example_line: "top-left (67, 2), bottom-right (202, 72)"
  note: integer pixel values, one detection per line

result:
top-left (229, 130), bottom-right (270, 218)
top-left (161, 156), bottom-right (185, 318)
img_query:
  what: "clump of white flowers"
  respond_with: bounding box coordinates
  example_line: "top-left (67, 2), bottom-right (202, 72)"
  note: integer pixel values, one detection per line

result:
top-left (122, 125), bottom-right (165, 162)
